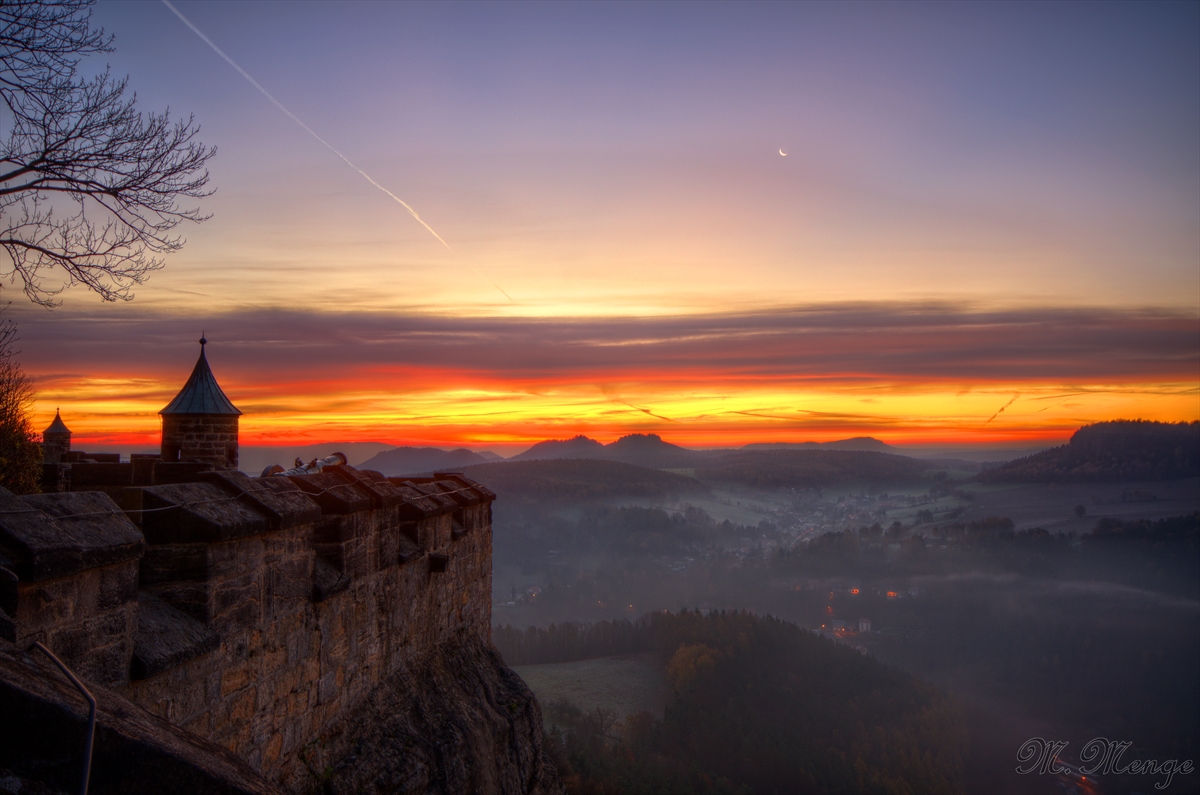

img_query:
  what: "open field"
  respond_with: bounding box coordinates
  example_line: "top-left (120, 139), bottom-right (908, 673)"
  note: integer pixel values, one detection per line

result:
top-left (511, 653), bottom-right (669, 722)
top-left (956, 477), bottom-right (1200, 533)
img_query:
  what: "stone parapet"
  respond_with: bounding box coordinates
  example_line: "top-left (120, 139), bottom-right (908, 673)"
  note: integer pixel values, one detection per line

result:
top-left (120, 468), bottom-right (494, 788)
top-left (0, 489), bottom-right (143, 687)
top-left (0, 467), bottom-right (495, 790)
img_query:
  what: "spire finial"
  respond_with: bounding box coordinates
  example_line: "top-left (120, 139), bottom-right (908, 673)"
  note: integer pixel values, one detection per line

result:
top-left (199, 332), bottom-right (207, 347)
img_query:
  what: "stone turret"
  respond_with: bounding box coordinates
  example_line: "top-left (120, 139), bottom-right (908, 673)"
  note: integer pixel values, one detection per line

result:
top-left (41, 409), bottom-right (71, 464)
top-left (159, 338), bottom-right (241, 470)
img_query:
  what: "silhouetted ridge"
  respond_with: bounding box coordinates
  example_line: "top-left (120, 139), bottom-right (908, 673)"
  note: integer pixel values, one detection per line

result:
top-left (743, 436), bottom-right (897, 452)
top-left (511, 433), bottom-right (702, 468)
top-left (358, 446), bottom-right (493, 475)
top-left (510, 435), bottom-right (605, 461)
top-left (980, 420), bottom-right (1200, 483)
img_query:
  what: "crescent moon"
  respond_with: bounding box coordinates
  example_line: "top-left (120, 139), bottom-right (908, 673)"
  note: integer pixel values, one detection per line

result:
top-left (779, 149), bottom-right (787, 157)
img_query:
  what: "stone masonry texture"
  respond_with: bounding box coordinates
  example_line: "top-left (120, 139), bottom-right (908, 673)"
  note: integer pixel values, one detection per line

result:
top-left (0, 469), bottom-right (563, 795)
top-left (161, 414), bottom-right (240, 470)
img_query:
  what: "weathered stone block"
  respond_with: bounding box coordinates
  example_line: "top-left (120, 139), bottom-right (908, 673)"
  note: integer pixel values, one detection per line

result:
top-left (145, 580), bottom-right (210, 624)
top-left (14, 576), bottom-right (78, 633)
top-left (97, 560), bottom-right (139, 609)
top-left (221, 665), bottom-right (251, 698)
top-left (140, 543), bottom-right (208, 585)
top-left (132, 591), bottom-right (219, 680)
top-left (211, 574), bottom-right (262, 632)
top-left (0, 491), bottom-right (143, 582)
top-left (140, 483), bottom-right (269, 544)
top-left (285, 473), bottom-right (371, 514)
top-left (312, 557), bottom-right (349, 602)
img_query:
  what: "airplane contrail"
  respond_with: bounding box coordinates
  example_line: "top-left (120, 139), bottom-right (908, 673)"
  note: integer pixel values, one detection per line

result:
top-left (163, 1), bottom-right (450, 249)
top-left (616, 398), bottom-right (676, 423)
top-left (985, 393), bottom-right (1020, 424)
top-left (162, 1), bottom-right (518, 303)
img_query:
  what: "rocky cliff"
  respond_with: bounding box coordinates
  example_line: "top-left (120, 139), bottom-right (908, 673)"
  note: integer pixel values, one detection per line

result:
top-left (309, 635), bottom-right (562, 795)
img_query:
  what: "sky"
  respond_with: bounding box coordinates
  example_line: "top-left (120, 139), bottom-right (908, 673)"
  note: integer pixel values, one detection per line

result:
top-left (7, 0), bottom-right (1199, 452)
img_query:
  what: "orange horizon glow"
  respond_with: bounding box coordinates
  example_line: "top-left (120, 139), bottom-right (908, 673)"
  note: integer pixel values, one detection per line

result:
top-left (18, 302), bottom-right (1197, 455)
top-left (13, 4), bottom-right (1195, 461)
top-left (32, 372), bottom-right (1197, 453)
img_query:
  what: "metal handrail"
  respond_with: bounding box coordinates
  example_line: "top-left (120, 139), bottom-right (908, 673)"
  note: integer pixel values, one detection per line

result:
top-left (33, 642), bottom-right (95, 795)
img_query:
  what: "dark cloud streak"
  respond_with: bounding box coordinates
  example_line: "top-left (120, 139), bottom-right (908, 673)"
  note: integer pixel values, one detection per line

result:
top-left (14, 302), bottom-right (1199, 388)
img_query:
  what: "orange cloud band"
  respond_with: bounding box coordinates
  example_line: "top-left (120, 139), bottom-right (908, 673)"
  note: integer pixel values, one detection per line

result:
top-left (16, 302), bottom-right (1199, 450)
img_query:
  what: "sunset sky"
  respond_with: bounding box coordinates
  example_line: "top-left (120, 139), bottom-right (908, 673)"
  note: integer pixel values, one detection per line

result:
top-left (10, 1), bottom-right (1199, 453)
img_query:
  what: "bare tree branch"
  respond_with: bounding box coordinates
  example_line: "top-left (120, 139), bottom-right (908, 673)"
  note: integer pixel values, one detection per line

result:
top-left (0, 0), bottom-right (213, 305)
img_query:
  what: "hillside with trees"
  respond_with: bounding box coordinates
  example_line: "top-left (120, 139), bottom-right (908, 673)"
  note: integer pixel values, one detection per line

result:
top-left (0, 319), bottom-right (41, 494)
top-left (496, 611), bottom-right (965, 794)
top-left (695, 449), bottom-right (931, 488)
top-left (979, 420), bottom-right (1200, 483)
top-left (464, 458), bottom-right (708, 503)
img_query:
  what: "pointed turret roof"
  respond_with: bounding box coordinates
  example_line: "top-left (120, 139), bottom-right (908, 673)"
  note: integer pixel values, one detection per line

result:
top-left (43, 409), bottom-right (70, 435)
top-left (160, 337), bottom-right (242, 416)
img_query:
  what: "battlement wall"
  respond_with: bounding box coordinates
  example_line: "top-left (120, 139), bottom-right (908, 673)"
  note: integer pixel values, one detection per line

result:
top-left (0, 466), bottom-right (495, 791)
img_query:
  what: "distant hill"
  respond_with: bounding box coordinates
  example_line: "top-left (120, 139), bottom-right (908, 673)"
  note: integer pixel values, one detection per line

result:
top-left (510, 433), bottom-right (704, 469)
top-left (504, 434), bottom-right (947, 485)
top-left (979, 421), bottom-right (1200, 483)
top-left (463, 458), bottom-right (709, 503)
top-left (358, 446), bottom-right (496, 476)
top-left (509, 435), bottom-right (606, 461)
top-left (603, 433), bottom-right (702, 468)
top-left (742, 436), bottom-right (897, 453)
top-left (696, 449), bottom-right (930, 488)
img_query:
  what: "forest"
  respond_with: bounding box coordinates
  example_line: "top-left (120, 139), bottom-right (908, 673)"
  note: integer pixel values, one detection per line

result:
top-left (476, 422), bottom-right (1200, 794)
top-left (499, 611), bottom-right (967, 795)
top-left (693, 449), bottom-right (933, 488)
top-left (980, 420), bottom-right (1200, 483)
top-left (466, 458), bottom-right (709, 503)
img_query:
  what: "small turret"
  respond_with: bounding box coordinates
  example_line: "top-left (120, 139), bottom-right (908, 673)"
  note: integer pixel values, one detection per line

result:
top-left (41, 409), bottom-right (71, 463)
top-left (159, 337), bottom-right (242, 469)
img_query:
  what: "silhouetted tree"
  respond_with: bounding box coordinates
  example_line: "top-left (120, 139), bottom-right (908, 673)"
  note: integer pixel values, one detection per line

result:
top-left (0, 0), bottom-right (214, 305)
top-left (0, 316), bottom-right (40, 492)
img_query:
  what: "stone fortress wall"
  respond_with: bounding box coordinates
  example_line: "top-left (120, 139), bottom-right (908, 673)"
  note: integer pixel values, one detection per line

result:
top-left (0, 460), bottom-right (496, 791)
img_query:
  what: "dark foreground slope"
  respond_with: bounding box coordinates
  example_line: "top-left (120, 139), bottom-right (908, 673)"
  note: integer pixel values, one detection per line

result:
top-left (496, 611), bottom-right (964, 794)
top-left (1, 636), bottom-right (563, 795)
top-left (314, 636), bottom-right (563, 795)
top-left (981, 420), bottom-right (1200, 483)
top-left (0, 640), bottom-right (282, 795)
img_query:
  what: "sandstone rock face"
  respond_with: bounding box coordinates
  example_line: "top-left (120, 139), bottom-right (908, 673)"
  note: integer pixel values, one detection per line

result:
top-left (306, 635), bottom-right (563, 795)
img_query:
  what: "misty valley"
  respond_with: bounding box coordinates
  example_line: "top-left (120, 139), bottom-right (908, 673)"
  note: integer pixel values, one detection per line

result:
top-left (2, 3), bottom-right (1195, 794)
top-left (364, 422), bottom-right (1200, 794)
